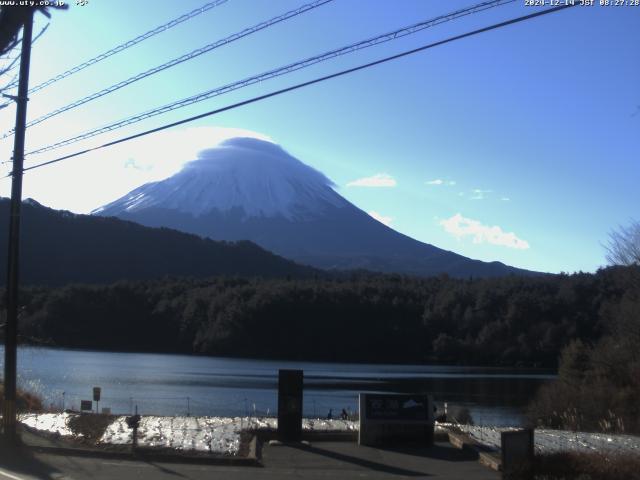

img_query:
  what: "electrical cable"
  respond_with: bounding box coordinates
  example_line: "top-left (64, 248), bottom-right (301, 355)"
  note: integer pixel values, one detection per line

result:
top-left (24, 0), bottom-right (516, 156)
top-left (8, 3), bottom-right (576, 178)
top-left (2, 0), bottom-right (230, 96)
top-left (1, 0), bottom-right (334, 137)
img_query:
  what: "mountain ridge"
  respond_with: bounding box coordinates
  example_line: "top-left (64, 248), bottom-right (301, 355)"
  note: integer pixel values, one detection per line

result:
top-left (0, 197), bottom-right (319, 286)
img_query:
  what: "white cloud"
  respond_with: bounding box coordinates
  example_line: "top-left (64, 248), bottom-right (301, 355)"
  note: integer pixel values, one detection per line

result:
top-left (113, 126), bottom-right (273, 181)
top-left (426, 179), bottom-right (456, 186)
top-left (368, 210), bottom-right (393, 226)
top-left (440, 213), bottom-right (530, 250)
top-left (501, 197), bottom-right (511, 202)
top-left (347, 173), bottom-right (396, 187)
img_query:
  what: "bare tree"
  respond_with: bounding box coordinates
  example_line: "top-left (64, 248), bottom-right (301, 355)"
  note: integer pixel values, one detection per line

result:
top-left (0, 5), bottom-right (63, 55)
top-left (605, 219), bottom-right (640, 266)
top-left (0, 6), bottom-right (64, 96)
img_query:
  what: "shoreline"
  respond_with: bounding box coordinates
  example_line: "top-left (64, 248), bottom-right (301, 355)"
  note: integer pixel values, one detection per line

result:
top-left (3, 344), bottom-right (559, 373)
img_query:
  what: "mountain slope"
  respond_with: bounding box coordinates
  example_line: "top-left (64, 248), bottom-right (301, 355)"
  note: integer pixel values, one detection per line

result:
top-left (95, 137), bottom-right (536, 278)
top-left (0, 198), bottom-right (318, 286)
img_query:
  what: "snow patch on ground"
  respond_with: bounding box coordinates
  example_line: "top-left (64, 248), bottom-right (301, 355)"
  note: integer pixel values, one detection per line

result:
top-left (19, 413), bottom-right (357, 455)
top-left (99, 416), bottom-right (357, 455)
top-left (100, 416), bottom-right (243, 454)
top-left (19, 413), bottom-right (638, 457)
top-left (450, 423), bottom-right (640, 454)
top-left (19, 412), bottom-right (78, 437)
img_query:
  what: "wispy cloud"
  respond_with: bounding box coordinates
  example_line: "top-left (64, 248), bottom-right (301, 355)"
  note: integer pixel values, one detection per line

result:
top-left (501, 197), bottom-right (511, 202)
top-left (347, 173), bottom-right (396, 187)
top-left (440, 213), bottom-right (530, 250)
top-left (368, 210), bottom-right (393, 226)
top-left (470, 189), bottom-right (492, 200)
top-left (426, 179), bottom-right (456, 186)
top-left (123, 158), bottom-right (151, 171)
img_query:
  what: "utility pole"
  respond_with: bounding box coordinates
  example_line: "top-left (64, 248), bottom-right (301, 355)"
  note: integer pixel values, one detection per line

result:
top-left (3, 8), bottom-right (34, 442)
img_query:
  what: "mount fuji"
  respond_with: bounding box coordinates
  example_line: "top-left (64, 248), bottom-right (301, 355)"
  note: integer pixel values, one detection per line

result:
top-left (94, 137), bottom-right (533, 277)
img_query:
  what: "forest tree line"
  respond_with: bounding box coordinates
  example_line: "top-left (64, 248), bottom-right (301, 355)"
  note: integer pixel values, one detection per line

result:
top-left (527, 265), bottom-right (640, 433)
top-left (3, 265), bottom-right (638, 368)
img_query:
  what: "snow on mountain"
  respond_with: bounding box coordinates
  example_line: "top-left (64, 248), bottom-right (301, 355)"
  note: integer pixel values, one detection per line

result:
top-left (94, 137), bottom-right (346, 220)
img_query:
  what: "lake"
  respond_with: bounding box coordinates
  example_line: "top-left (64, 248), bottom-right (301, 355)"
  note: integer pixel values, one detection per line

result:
top-left (3, 346), bottom-right (555, 426)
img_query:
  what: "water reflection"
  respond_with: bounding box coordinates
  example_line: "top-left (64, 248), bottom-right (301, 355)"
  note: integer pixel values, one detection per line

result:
top-left (2, 346), bottom-right (554, 426)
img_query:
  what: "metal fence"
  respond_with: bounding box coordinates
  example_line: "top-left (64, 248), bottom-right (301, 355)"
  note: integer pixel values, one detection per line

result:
top-left (43, 390), bottom-right (360, 420)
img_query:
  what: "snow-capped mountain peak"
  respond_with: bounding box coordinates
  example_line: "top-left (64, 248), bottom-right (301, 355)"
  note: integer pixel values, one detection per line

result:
top-left (93, 137), bottom-right (345, 220)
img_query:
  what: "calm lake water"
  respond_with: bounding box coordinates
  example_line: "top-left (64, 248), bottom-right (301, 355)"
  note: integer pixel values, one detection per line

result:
top-left (3, 347), bottom-right (555, 426)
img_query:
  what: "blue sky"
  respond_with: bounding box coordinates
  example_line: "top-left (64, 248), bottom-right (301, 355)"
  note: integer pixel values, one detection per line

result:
top-left (0, 0), bottom-right (638, 274)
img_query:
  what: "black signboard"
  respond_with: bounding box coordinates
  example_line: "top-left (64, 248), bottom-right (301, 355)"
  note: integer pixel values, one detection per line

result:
top-left (277, 369), bottom-right (303, 442)
top-left (80, 400), bottom-right (93, 411)
top-left (359, 393), bottom-right (435, 446)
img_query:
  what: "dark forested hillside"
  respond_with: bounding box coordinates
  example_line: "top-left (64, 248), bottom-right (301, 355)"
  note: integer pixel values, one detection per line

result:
top-left (11, 266), bottom-right (639, 367)
top-left (0, 198), bottom-right (318, 285)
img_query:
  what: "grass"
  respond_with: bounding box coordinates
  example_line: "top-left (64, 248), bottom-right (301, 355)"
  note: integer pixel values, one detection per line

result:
top-left (534, 451), bottom-right (640, 480)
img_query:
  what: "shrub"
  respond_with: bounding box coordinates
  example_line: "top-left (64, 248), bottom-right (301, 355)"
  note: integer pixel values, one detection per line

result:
top-left (528, 296), bottom-right (640, 435)
top-left (447, 405), bottom-right (474, 425)
top-left (0, 383), bottom-right (44, 412)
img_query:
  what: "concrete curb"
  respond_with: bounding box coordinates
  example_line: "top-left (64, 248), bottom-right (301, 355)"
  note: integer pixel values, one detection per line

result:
top-left (447, 430), bottom-right (502, 472)
top-left (254, 430), bottom-right (358, 442)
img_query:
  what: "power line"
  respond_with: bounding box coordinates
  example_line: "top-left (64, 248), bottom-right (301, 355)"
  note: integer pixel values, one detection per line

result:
top-left (1, 0), bottom-right (333, 137)
top-left (2, 0), bottom-right (230, 96)
top-left (12, 3), bottom-right (576, 177)
top-left (24, 0), bottom-right (515, 157)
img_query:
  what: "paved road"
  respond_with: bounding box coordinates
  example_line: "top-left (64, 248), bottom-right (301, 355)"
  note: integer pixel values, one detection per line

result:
top-left (0, 441), bottom-right (499, 480)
